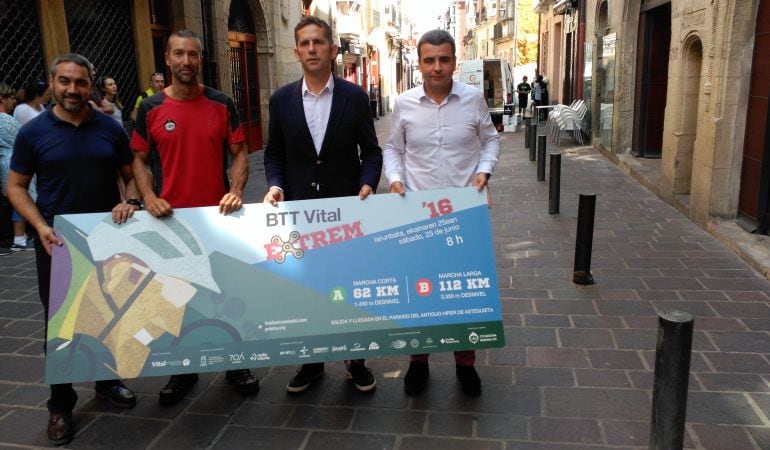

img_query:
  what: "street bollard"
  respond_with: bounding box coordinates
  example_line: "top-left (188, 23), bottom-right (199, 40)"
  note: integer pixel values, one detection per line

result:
top-left (537, 135), bottom-right (547, 181)
top-left (649, 310), bottom-right (694, 450)
top-left (549, 153), bottom-right (561, 214)
top-left (573, 193), bottom-right (596, 285)
top-left (524, 117), bottom-right (531, 149)
top-left (529, 123), bottom-right (537, 162)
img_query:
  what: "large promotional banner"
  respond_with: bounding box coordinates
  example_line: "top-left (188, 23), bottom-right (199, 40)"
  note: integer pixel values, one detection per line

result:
top-left (45, 187), bottom-right (504, 384)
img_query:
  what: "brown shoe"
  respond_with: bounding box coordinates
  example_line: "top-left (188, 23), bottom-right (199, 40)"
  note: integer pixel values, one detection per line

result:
top-left (47, 413), bottom-right (74, 445)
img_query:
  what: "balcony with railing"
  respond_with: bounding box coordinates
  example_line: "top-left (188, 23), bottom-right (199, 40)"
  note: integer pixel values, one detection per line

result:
top-left (493, 13), bottom-right (515, 41)
top-left (336, 0), bottom-right (364, 14)
top-left (336, 0), bottom-right (365, 41)
top-left (498, 0), bottom-right (514, 20)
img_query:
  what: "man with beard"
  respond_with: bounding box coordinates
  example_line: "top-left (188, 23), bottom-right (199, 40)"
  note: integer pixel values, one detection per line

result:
top-left (130, 30), bottom-right (257, 406)
top-left (8, 53), bottom-right (139, 445)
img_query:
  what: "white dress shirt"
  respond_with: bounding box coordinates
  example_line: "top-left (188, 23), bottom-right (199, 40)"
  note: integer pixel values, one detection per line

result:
top-left (302, 75), bottom-right (334, 155)
top-left (383, 81), bottom-right (500, 191)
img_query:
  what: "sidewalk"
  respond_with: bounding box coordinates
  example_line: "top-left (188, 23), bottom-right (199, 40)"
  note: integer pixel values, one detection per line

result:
top-left (0, 117), bottom-right (768, 449)
top-left (608, 151), bottom-right (770, 280)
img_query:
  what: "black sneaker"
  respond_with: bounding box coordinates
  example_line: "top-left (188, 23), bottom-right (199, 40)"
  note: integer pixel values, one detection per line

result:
top-left (404, 361), bottom-right (429, 396)
top-left (346, 361), bottom-right (376, 392)
top-left (287, 363), bottom-right (324, 393)
top-left (158, 373), bottom-right (199, 405)
top-left (225, 368), bottom-right (259, 396)
top-left (11, 240), bottom-right (34, 251)
top-left (94, 380), bottom-right (136, 408)
top-left (456, 365), bottom-right (481, 396)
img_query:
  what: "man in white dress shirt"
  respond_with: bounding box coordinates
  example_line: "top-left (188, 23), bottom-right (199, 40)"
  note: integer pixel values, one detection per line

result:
top-left (383, 29), bottom-right (500, 397)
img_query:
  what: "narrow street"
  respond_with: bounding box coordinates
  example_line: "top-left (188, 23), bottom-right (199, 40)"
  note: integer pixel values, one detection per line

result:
top-left (0, 120), bottom-right (768, 449)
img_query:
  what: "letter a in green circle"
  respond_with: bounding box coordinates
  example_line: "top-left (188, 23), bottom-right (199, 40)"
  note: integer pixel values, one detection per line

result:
top-left (330, 287), bottom-right (346, 303)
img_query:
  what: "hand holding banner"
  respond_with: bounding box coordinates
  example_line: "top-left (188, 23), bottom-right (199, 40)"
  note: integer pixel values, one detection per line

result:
top-left (45, 187), bottom-right (504, 384)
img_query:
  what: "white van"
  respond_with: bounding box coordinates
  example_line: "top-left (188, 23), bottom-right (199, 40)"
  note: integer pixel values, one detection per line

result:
top-left (455, 59), bottom-right (515, 130)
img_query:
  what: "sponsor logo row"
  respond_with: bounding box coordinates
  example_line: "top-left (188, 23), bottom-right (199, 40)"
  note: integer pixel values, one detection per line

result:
top-left (147, 331), bottom-right (499, 370)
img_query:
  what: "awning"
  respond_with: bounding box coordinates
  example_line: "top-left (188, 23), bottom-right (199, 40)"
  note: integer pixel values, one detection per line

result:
top-left (553, 0), bottom-right (570, 14)
top-left (533, 0), bottom-right (551, 14)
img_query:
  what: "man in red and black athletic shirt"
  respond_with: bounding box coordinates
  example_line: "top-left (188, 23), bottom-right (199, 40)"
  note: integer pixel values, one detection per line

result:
top-left (130, 29), bottom-right (258, 406)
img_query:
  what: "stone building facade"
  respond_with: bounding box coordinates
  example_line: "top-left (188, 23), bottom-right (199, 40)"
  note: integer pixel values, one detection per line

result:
top-left (2, 0), bottom-right (406, 152)
top-left (534, 0), bottom-right (770, 268)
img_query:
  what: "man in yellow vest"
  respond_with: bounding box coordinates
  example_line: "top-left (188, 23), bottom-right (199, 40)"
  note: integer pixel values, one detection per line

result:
top-left (129, 72), bottom-right (165, 122)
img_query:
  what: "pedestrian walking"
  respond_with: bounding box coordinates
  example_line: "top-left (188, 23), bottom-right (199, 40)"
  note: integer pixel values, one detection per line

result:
top-left (369, 84), bottom-right (379, 120)
top-left (516, 75), bottom-right (531, 117)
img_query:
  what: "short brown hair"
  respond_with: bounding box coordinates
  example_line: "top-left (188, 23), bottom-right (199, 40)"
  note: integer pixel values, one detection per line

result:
top-left (294, 16), bottom-right (334, 45)
top-left (168, 30), bottom-right (202, 52)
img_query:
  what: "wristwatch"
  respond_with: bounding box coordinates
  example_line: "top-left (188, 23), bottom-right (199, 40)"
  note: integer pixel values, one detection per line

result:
top-left (125, 198), bottom-right (143, 210)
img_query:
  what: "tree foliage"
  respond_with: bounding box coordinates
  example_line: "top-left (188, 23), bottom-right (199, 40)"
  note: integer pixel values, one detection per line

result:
top-left (516, 0), bottom-right (539, 65)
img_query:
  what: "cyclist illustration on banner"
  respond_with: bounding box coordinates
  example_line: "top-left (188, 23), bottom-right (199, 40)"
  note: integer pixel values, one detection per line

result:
top-left (47, 214), bottom-right (222, 380)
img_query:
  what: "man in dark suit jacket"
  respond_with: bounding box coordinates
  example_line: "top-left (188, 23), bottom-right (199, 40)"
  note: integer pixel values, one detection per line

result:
top-left (263, 16), bottom-right (382, 394)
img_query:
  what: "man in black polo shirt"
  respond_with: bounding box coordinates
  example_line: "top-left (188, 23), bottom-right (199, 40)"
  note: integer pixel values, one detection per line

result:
top-left (8, 53), bottom-right (140, 446)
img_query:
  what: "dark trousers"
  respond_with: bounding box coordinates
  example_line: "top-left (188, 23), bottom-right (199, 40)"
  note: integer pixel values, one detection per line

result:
top-left (302, 359), bottom-right (364, 372)
top-left (35, 239), bottom-right (116, 413)
top-left (518, 95), bottom-right (529, 115)
top-left (0, 194), bottom-right (12, 247)
top-left (35, 239), bottom-right (76, 413)
top-left (370, 100), bottom-right (378, 119)
top-left (411, 350), bottom-right (475, 366)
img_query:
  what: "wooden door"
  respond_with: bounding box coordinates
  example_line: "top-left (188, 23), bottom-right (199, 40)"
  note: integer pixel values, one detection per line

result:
top-left (739, 0), bottom-right (770, 232)
top-left (228, 32), bottom-right (263, 152)
top-left (632, 3), bottom-right (671, 158)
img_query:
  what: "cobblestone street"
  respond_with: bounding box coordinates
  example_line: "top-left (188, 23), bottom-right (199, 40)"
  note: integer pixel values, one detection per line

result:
top-left (0, 116), bottom-right (768, 449)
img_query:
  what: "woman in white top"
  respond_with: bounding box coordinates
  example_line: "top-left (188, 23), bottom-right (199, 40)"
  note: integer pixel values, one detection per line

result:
top-left (96, 76), bottom-right (124, 123)
top-left (2, 83), bottom-right (37, 251)
top-left (13, 79), bottom-right (50, 125)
